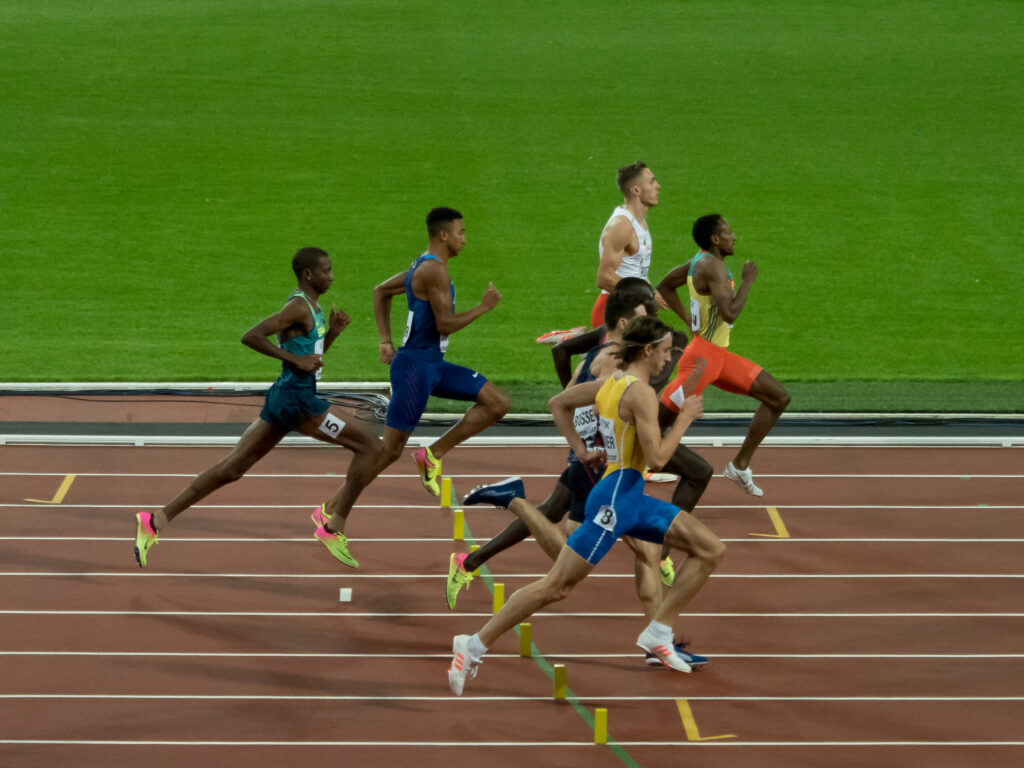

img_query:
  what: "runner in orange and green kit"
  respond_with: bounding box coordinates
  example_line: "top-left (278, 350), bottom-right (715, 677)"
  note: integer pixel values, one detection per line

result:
top-left (657, 214), bottom-right (790, 497)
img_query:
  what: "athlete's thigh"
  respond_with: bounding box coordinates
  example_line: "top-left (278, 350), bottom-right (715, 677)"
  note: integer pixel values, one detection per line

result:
top-left (221, 418), bottom-right (288, 472)
top-left (622, 535), bottom-right (661, 568)
top-left (625, 493), bottom-right (681, 545)
top-left (662, 509), bottom-right (721, 558)
top-left (542, 542), bottom-right (595, 592)
top-left (714, 350), bottom-right (763, 396)
top-left (296, 408), bottom-right (379, 451)
top-left (747, 367), bottom-right (788, 405)
top-left (660, 342), bottom-right (721, 412)
top-left (663, 443), bottom-right (712, 479)
top-left (433, 361), bottom-right (488, 402)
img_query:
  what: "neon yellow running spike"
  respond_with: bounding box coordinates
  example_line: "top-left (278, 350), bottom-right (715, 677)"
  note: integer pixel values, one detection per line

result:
top-left (413, 446), bottom-right (442, 497)
top-left (445, 552), bottom-right (474, 610)
top-left (134, 512), bottom-right (158, 568)
top-left (659, 556), bottom-right (675, 587)
top-left (314, 525), bottom-right (358, 568)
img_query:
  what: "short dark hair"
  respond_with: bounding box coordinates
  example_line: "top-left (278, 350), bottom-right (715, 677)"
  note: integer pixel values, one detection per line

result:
top-left (426, 207), bottom-right (463, 237)
top-left (614, 276), bottom-right (654, 297)
top-left (614, 315), bottom-right (673, 366)
top-left (692, 214), bottom-right (724, 251)
top-left (604, 290), bottom-right (648, 329)
top-left (292, 247), bottom-right (328, 278)
top-left (616, 161), bottom-right (648, 195)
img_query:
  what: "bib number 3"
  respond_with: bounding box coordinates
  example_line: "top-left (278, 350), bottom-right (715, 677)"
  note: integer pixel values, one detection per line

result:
top-left (595, 504), bottom-right (617, 532)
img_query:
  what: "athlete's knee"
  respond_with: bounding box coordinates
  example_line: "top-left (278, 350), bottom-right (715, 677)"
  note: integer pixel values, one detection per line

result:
top-left (378, 441), bottom-right (404, 467)
top-left (483, 387), bottom-right (511, 420)
top-left (698, 534), bottom-right (726, 568)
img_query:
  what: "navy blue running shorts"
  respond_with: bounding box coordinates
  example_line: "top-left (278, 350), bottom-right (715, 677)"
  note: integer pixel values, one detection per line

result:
top-left (386, 351), bottom-right (488, 432)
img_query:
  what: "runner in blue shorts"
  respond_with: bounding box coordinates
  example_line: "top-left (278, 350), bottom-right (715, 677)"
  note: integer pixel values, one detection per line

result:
top-left (133, 248), bottom-right (383, 570)
top-left (443, 289), bottom-right (655, 610)
top-left (447, 315), bottom-right (725, 695)
top-left (371, 207), bottom-right (510, 496)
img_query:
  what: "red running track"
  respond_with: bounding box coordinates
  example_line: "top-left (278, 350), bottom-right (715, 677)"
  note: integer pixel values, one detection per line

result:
top-left (0, 442), bottom-right (1022, 768)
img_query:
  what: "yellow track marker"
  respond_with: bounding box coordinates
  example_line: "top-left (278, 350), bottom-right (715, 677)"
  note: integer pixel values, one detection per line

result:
top-left (26, 474), bottom-right (76, 504)
top-left (519, 622), bottom-right (532, 657)
top-left (749, 505), bottom-right (790, 538)
top-left (553, 664), bottom-right (566, 699)
top-left (452, 509), bottom-right (464, 541)
top-left (440, 476), bottom-right (452, 507)
top-left (492, 582), bottom-right (505, 613)
top-left (593, 708), bottom-right (608, 744)
top-left (676, 699), bottom-right (736, 741)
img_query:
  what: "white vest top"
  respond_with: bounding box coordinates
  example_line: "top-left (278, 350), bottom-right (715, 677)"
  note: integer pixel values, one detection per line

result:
top-left (598, 205), bottom-right (652, 293)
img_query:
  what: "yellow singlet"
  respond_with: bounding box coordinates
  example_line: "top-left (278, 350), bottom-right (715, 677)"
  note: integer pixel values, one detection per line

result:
top-left (595, 373), bottom-right (647, 477)
top-left (688, 251), bottom-right (735, 348)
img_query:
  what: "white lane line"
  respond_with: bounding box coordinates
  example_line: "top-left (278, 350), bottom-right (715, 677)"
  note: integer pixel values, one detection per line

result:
top-left (1, 651), bottom-right (1021, 659)
top-left (0, 739), bottom-right (1022, 747)
top-left (0, 739), bottom-right (1019, 747)
top-left (3, 504), bottom-right (1023, 510)
top-left (2, 471), bottom-right (1021, 478)
top-left (1, 694), bottom-right (1022, 702)
top-left (4, 536), bottom-right (1024, 544)
top-left (1, 572), bottom-right (1022, 579)
top-left (1, 610), bottom-right (1022, 617)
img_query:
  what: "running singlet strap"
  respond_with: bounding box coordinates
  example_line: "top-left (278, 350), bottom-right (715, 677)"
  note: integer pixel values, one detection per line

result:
top-left (688, 251), bottom-right (734, 348)
top-left (400, 253), bottom-right (455, 359)
top-left (280, 291), bottom-right (326, 382)
top-left (594, 373), bottom-right (645, 476)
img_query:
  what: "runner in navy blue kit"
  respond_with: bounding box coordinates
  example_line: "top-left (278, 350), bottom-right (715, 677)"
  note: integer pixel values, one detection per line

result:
top-left (370, 207), bottom-right (510, 495)
top-left (133, 247), bottom-right (383, 570)
top-left (444, 289), bottom-right (655, 609)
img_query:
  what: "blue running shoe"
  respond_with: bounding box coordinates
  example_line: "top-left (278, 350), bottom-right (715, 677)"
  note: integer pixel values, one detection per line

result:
top-left (462, 477), bottom-right (525, 508)
top-left (645, 641), bottom-right (708, 669)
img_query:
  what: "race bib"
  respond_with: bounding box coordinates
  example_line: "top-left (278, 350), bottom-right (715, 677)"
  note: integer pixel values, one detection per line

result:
top-left (594, 504), bottom-right (618, 533)
top-left (572, 405), bottom-right (599, 450)
top-left (689, 296), bottom-right (701, 334)
top-left (598, 417), bottom-right (619, 464)
top-left (314, 337), bottom-right (324, 381)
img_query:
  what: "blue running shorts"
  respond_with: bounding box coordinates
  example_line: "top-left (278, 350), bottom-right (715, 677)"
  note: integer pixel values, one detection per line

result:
top-left (567, 468), bottom-right (680, 565)
top-left (386, 351), bottom-right (488, 432)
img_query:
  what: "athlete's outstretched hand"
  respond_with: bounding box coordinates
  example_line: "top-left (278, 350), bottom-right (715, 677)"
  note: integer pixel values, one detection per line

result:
top-left (379, 341), bottom-right (396, 365)
top-left (741, 261), bottom-right (758, 284)
top-left (328, 304), bottom-right (351, 335)
top-left (481, 282), bottom-right (501, 310)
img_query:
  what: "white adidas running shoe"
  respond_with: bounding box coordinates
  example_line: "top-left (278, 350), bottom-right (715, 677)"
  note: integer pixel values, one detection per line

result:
top-left (723, 461), bottom-right (764, 497)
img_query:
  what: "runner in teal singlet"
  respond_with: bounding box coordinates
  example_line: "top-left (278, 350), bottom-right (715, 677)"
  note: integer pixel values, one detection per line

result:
top-left (133, 247), bottom-right (383, 570)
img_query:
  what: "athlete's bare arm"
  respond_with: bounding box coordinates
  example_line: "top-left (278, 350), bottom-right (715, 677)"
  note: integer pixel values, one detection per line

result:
top-left (622, 383), bottom-right (702, 470)
top-left (552, 327), bottom-right (604, 387)
top-left (416, 260), bottom-right (500, 335)
top-left (596, 217), bottom-right (637, 292)
top-left (656, 261), bottom-right (693, 327)
top-left (372, 271), bottom-right (406, 364)
top-left (696, 258), bottom-right (758, 324)
top-left (241, 298), bottom-right (322, 374)
top-left (548, 379), bottom-right (607, 465)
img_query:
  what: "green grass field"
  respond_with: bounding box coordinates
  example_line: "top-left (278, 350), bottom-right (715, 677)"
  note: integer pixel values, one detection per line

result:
top-left (2, 1), bottom-right (1022, 411)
